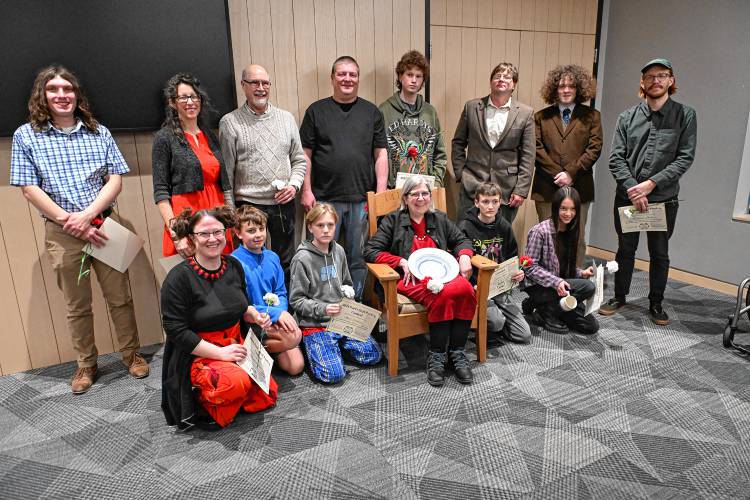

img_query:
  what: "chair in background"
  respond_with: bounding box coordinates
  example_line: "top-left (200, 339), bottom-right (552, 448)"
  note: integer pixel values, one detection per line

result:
top-left (365, 187), bottom-right (498, 376)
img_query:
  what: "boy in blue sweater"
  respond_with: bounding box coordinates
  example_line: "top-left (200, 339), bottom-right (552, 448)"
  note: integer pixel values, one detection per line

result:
top-left (232, 206), bottom-right (305, 375)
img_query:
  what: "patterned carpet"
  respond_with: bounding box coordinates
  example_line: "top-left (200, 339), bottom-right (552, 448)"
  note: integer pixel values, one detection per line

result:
top-left (1, 270), bottom-right (750, 499)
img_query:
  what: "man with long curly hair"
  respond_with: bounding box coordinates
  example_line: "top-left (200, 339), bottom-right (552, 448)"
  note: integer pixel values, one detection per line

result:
top-left (532, 64), bottom-right (602, 268)
top-left (10, 65), bottom-right (149, 394)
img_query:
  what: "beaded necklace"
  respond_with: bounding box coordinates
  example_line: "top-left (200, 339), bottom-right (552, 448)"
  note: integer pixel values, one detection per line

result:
top-left (189, 256), bottom-right (228, 280)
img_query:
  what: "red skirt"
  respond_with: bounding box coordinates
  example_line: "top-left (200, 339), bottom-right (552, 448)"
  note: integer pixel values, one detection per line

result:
top-left (191, 323), bottom-right (277, 428)
top-left (397, 275), bottom-right (477, 323)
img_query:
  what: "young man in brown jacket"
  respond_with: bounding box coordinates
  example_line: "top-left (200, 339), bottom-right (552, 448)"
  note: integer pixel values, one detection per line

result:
top-left (532, 65), bottom-right (603, 267)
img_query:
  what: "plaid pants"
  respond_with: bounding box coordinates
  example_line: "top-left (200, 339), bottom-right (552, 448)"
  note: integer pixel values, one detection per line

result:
top-left (302, 330), bottom-right (382, 383)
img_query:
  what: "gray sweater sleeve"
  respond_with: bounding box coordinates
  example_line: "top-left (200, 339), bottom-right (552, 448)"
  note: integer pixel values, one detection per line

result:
top-left (286, 114), bottom-right (307, 191)
top-left (218, 115), bottom-right (237, 208)
top-left (288, 257), bottom-right (327, 323)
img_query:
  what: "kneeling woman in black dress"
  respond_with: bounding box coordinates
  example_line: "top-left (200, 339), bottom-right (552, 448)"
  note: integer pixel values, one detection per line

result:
top-left (160, 206), bottom-right (276, 430)
top-left (523, 187), bottom-right (599, 335)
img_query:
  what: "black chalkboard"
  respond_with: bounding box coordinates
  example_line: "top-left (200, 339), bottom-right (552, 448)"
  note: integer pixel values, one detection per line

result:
top-left (0, 0), bottom-right (236, 136)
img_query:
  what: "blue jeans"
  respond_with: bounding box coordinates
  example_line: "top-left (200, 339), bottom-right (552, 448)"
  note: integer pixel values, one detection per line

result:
top-left (318, 200), bottom-right (367, 301)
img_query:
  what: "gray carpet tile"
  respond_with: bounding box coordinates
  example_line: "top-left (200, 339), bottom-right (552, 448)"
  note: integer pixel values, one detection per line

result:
top-left (1, 269), bottom-right (750, 499)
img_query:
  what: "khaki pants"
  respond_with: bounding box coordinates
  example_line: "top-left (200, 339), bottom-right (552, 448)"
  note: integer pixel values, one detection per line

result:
top-left (535, 201), bottom-right (590, 268)
top-left (45, 216), bottom-right (140, 367)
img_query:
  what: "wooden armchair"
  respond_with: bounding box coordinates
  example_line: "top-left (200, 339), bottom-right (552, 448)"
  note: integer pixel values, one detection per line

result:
top-left (365, 187), bottom-right (499, 376)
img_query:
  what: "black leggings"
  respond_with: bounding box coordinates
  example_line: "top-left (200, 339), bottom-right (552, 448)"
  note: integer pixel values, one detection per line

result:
top-left (429, 319), bottom-right (472, 352)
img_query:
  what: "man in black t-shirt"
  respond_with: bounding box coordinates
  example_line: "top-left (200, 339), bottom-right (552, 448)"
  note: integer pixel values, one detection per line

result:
top-left (300, 55), bottom-right (388, 300)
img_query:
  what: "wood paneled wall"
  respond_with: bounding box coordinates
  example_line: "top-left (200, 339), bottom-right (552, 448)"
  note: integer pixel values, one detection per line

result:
top-left (0, 0), bottom-right (596, 375)
top-left (430, 0), bottom-right (597, 248)
top-left (0, 0), bottom-right (425, 376)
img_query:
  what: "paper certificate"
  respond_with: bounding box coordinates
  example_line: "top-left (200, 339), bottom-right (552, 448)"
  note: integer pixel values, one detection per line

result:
top-left (584, 264), bottom-right (604, 316)
top-left (617, 203), bottom-right (668, 233)
top-left (327, 298), bottom-right (380, 342)
top-left (395, 172), bottom-right (436, 189)
top-left (237, 331), bottom-right (274, 395)
top-left (488, 256), bottom-right (519, 299)
top-left (83, 217), bottom-right (144, 273)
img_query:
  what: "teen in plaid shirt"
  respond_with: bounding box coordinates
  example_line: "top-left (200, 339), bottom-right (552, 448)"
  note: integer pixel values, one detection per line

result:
top-left (10, 66), bottom-right (149, 394)
top-left (523, 187), bottom-right (599, 334)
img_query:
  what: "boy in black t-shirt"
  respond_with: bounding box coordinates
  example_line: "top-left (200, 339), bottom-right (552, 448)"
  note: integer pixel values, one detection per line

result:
top-left (459, 182), bottom-right (532, 344)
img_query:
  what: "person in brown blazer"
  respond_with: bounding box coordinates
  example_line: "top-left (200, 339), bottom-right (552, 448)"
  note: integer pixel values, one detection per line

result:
top-left (452, 62), bottom-right (535, 223)
top-left (532, 65), bottom-right (602, 267)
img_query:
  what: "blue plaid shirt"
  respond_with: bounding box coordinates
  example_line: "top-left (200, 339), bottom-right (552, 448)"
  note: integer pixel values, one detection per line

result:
top-left (10, 121), bottom-right (129, 213)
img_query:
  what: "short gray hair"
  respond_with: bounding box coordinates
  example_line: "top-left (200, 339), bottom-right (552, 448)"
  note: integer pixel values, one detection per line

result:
top-left (400, 175), bottom-right (431, 210)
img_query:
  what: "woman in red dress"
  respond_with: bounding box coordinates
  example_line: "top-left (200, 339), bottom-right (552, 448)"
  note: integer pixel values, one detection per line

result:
top-left (160, 206), bottom-right (276, 430)
top-left (363, 175), bottom-right (477, 387)
top-left (152, 73), bottom-right (233, 257)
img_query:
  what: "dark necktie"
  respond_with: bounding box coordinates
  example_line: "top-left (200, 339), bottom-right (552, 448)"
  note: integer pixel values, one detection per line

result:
top-left (562, 108), bottom-right (571, 126)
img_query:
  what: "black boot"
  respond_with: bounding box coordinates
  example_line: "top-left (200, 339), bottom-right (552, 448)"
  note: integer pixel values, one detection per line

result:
top-left (448, 349), bottom-right (474, 384)
top-left (649, 302), bottom-right (669, 326)
top-left (426, 351), bottom-right (447, 387)
top-left (534, 306), bottom-right (568, 334)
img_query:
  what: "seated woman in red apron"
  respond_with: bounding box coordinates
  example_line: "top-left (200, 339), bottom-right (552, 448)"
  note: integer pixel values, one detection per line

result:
top-left (363, 175), bottom-right (476, 387)
top-left (160, 206), bottom-right (276, 430)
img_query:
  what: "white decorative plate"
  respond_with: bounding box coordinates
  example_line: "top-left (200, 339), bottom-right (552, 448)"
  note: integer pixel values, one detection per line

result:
top-left (407, 248), bottom-right (459, 284)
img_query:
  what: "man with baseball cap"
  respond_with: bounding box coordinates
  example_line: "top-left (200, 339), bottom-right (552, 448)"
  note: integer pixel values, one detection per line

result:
top-left (599, 58), bottom-right (697, 325)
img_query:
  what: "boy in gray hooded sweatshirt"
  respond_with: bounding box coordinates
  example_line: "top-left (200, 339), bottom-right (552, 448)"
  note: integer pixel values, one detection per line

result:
top-left (289, 204), bottom-right (382, 383)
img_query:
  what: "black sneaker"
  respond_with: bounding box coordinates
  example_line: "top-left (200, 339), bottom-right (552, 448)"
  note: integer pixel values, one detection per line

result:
top-left (599, 296), bottom-right (626, 316)
top-left (426, 351), bottom-right (446, 387)
top-left (534, 308), bottom-right (568, 334)
top-left (649, 303), bottom-right (669, 326)
top-left (448, 349), bottom-right (474, 384)
top-left (521, 297), bottom-right (534, 315)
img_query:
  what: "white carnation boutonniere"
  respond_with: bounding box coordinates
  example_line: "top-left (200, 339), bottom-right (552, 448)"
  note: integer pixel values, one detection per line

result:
top-left (623, 207), bottom-right (636, 220)
top-left (425, 277), bottom-right (443, 295)
top-left (341, 285), bottom-right (356, 299)
top-left (271, 180), bottom-right (287, 191)
top-left (263, 292), bottom-right (280, 307)
top-left (605, 260), bottom-right (619, 274)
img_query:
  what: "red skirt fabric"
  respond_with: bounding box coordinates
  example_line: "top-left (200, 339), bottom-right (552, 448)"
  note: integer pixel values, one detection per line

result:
top-left (397, 275), bottom-right (477, 323)
top-left (190, 323), bottom-right (277, 428)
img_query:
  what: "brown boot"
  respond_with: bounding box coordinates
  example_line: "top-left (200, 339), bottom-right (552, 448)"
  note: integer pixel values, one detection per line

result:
top-left (71, 366), bottom-right (97, 394)
top-left (124, 352), bottom-right (150, 379)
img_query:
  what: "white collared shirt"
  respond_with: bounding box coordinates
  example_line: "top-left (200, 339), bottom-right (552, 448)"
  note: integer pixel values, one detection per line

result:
top-left (486, 97), bottom-right (512, 148)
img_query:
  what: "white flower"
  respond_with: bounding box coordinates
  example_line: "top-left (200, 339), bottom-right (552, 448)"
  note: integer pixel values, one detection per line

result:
top-left (341, 285), bottom-right (355, 299)
top-left (263, 293), bottom-right (280, 306)
top-left (271, 180), bottom-right (287, 191)
top-left (605, 260), bottom-right (619, 274)
top-left (623, 208), bottom-right (635, 219)
top-left (426, 279), bottom-right (443, 295)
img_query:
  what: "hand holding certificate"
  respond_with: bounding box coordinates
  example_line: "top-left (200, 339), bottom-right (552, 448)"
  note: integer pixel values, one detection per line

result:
top-left (488, 256), bottom-right (520, 299)
top-left (82, 217), bottom-right (144, 272)
top-left (237, 331), bottom-right (274, 395)
top-left (327, 298), bottom-right (381, 342)
top-left (617, 203), bottom-right (668, 233)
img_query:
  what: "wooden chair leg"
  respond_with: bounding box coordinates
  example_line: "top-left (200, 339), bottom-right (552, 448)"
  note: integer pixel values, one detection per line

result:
top-left (476, 309), bottom-right (487, 363)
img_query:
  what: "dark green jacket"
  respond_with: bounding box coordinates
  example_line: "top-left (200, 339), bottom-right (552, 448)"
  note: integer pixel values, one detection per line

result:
top-left (378, 93), bottom-right (447, 187)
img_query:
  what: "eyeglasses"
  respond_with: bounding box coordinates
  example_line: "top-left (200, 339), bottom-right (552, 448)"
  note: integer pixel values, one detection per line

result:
top-left (408, 191), bottom-right (431, 199)
top-left (192, 229), bottom-right (226, 241)
top-left (176, 94), bottom-right (201, 104)
top-left (492, 73), bottom-right (514, 82)
top-left (242, 79), bottom-right (272, 88)
top-left (642, 73), bottom-right (671, 83)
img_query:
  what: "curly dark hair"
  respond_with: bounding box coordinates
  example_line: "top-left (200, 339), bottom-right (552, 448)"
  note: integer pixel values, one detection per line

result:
top-left (395, 50), bottom-right (429, 90)
top-left (539, 65), bottom-right (596, 105)
top-left (161, 73), bottom-right (214, 145)
top-left (27, 65), bottom-right (99, 133)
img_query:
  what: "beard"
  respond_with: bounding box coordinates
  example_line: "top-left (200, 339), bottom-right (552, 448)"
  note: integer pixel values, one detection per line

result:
top-left (643, 84), bottom-right (668, 99)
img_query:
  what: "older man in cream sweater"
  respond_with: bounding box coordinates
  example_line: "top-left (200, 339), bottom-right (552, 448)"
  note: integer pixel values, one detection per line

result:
top-left (220, 64), bottom-right (307, 280)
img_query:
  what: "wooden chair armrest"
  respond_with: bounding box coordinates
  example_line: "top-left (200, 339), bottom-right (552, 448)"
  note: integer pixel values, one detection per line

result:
top-left (366, 262), bottom-right (401, 282)
top-left (471, 254), bottom-right (499, 272)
